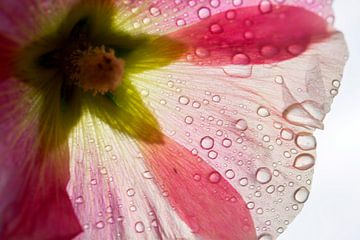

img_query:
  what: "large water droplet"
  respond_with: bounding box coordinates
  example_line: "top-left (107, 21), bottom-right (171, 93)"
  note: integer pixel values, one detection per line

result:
top-left (200, 136), bottom-right (214, 149)
top-left (235, 119), bottom-right (248, 131)
top-left (283, 102), bottom-right (324, 129)
top-left (256, 167), bottom-right (272, 184)
top-left (257, 107), bottom-right (270, 117)
top-left (293, 154), bottom-right (315, 170)
top-left (258, 234), bottom-right (273, 240)
top-left (208, 171), bottom-right (221, 183)
top-left (295, 133), bottom-right (316, 150)
top-left (135, 221), bottom-right (145, 233)
top-left (294, 187), bottom-right (310, 203)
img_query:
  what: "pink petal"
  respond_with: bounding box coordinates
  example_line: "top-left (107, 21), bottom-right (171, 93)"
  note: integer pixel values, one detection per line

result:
top-left (140, 136), bottom-right (256, 240)
top-left (0, 79), bottom-right (82, 239)
top-left (169, 5), bottom-right (329, 65)
top-left (117, 0), bottom-right (335, 35)
top-left (0, 34), bottom-right (17, 81)
top-left (130, 30), bottom-right (347, 238)
top-left (67, 117), bottom-right (198, 239)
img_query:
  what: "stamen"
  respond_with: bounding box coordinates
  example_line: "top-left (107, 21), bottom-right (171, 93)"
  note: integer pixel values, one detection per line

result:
top-left (70, 45), bottom-right (124, 95)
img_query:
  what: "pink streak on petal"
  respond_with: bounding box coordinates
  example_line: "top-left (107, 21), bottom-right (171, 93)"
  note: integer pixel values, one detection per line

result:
top-left (170, 6), bottom-right (329, 65)
top-left (141, 137), bottom-right (256, 240)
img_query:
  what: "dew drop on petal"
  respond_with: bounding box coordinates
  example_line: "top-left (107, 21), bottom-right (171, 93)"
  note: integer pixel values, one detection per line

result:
top-left (294, 187), bottom-right (310, 203)
top-left (222, 138), bottom-right (232, 148)
top-left (283, 103), bottom-right (324, 129)
top-left (293, 154), bottom-right (315, 170)
top-left (257, 107), bottom-right (270, 117)
top-left (210, 23), bottom-right (223, 34)
top-left (184, 116), bottom-right (194, 124)
top-left (135, 221), bottom-right (145, 233)
top-left (195, 47), bottom-right (210, 58)
top-left (200, 136), bottom-right (214, 149)
top-left (225, 169), bottom-right (235, 179)
top-left (258, 0), bottom-right (272, 14)
top-left (295, 133), bottom-right (316, 150)
top-left (258, 233), bottom-right (273, 240)
top-left (126, 188), bottom-right (135, 197)
top-left (280, 128), bottom-right (294, 141)
top-left (256, 167), bottom-right (272, 184)
top-left (239, 177), bottom-right (248, 186)
top-left (232, 53), bottom-right (250, 65)
top-left (208, 171), bottom-right (221, 183)
top-left (197, 7), bottom-right (211, 19)
top-left (235, 119), bottom-right (248, 131)
top-left (178, 95), bottom-right (190, 105)
top-left (95, 221), bottom-right (105, 229)
top-left (260, 45), bottom-right (279, 58)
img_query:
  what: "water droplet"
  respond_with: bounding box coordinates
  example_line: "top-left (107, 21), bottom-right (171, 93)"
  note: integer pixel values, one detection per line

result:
top-left (127, 188), bottom-right (135, 197)
top-left (225, 169), bottom-right (235, 179)
top-left (266, 185), bottom-right (275, 194)
top-left (293, 154), bottom-right (315, 170)
top-left (198, 7), bottom-right (211, 19)
top-left (260, 45), bottom-right (279, 58)
top-left (259, 0), bottom-right (272, 14)
top-left (232, 53), bottom-right (250, 65)
top-left (222, 138), bottom-right (232, 148)
top-left (184, 116), bottom-right (194, 124)
top-left (332, 79), bottom-right (341, 88)
top-left (200, 136), bottom-right (214, 149)
top-left (283, 102), bottom-right (324, 129)
top-left (195, 47), bottom-right (210, 58)
top-left (75, 196), bottom-right (84, 204)
top-left (275, 75), bottom-right (284, 84)
top-left (257, 107), bottom-right (270, 117)
top-left (235, 119), bottom-right (248, 131)
top-left (178, 95), bottom-right (190, 105)
top-left (105, 145), bottom-right (113, 151)
top-left (135, 221), bottom-right (145, 233)
top-left (294, 187), bottom-right (310, 203)
top-left (149, 7), bottom-right (161, 17)
top-left (256, 167), bottom-right (272, 184)
top-left (239, 177), bottom-right (248, 186)
top-left (223, 65), bottom-right (252, 78)
top-left (280, 128), bottom-right (294, 141)
top-left (208, 150), bottom-right (218, 159)
top-left (210, 23), bottom-right (223, 34)
top-left (142, 170), bottom-right (153, 179)
top-left (295, 133), bottom-right (316, 150)
top-left (208, 171), bottom-right (221, 183)
top-left (247, 201), bottom-right (255, 209)
top-left (95, 221), bottom-right (105, 229)
top-left (193, 174), bottom-right (201, 181)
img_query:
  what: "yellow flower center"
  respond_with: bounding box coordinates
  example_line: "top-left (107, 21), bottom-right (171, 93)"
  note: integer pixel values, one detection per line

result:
top-left (70, 46), bottom-right (125, 95)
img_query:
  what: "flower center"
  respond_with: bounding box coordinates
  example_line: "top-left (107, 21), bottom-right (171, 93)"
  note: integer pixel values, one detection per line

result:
top-left (70, 45), bottom-right (124, 95)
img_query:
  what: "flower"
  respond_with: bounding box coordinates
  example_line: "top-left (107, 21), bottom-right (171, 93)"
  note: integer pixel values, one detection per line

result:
top-left (0, 0), bottom-right (347, 240)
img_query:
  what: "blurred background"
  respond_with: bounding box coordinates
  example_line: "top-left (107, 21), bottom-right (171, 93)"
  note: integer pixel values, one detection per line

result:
top-left (280, 1), bottom-right (360, 239)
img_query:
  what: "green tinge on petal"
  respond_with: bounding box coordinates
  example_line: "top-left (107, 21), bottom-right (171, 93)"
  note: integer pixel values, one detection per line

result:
top-left (14, 0), bottom-right (187, 150)
top-left (83, 79), bottom-right (163, 143)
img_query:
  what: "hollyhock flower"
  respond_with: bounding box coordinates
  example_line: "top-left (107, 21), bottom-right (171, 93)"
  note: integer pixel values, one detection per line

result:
top-left (0, 0), bottom-right (347, 239)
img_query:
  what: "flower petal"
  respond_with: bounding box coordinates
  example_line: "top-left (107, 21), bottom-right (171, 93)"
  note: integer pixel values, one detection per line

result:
top-left (68, 114), bottom-right (198, 239)
top-left (170, 5), bottom-right (329, 65)
top-left (130, 30), bottom-right (347, 238)
top-left (140, 136), bottom-right (256, 240)
top-left (0, 34), bottom-right (17, 80)
top-left (114, 0), bottom-right (336, 35)
top-left (0, 79), bottom-right (82, 239)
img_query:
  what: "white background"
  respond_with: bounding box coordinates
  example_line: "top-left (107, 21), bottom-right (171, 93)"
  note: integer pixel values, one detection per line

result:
top-left (280, 1), bottom-right (360, 239)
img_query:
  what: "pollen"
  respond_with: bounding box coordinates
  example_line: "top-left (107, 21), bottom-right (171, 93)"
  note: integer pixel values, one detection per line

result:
top-left (70, 45), bottom-right (125, 95)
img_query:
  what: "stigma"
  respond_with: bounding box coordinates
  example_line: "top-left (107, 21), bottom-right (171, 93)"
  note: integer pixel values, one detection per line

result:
top-left (70, 46), bottom-right (125, 95)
